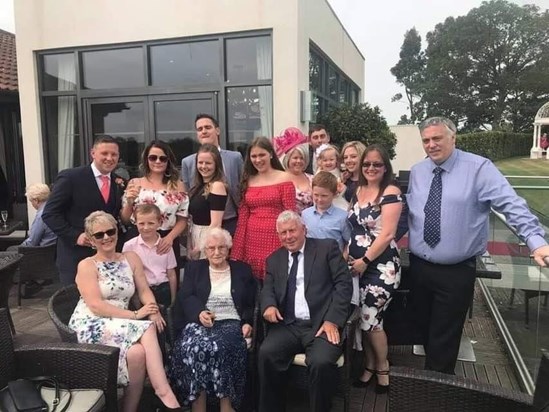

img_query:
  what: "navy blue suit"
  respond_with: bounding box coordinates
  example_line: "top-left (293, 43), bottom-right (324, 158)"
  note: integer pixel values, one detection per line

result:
top-left (172, 259), bottom-right (256, 338)
top-left (42, 165), bottom-right (123, 285)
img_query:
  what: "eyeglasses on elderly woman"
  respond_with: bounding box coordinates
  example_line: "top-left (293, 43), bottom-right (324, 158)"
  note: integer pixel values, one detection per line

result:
top-left (205, 245), bottom-right (228, 253)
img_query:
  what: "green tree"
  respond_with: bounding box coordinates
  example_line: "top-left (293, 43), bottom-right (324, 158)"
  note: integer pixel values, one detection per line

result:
top-left (391, 0), bottom-right (549, 132)
top-left (317, 103), bottom-right (397, 158)
top-left (390, 28), bottom-right (426, 124)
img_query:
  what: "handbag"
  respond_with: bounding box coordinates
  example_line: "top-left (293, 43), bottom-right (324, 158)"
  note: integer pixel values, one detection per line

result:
top-left (0, 377), bottom-right (71, 412)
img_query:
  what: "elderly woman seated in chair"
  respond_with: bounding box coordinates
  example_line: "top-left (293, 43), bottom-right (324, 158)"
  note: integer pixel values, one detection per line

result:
top-left (168, 227), bottom-right (256, 412)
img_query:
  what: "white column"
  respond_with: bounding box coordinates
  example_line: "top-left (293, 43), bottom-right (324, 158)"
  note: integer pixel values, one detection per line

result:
top-left (531, 123), bottom-right (541, 159)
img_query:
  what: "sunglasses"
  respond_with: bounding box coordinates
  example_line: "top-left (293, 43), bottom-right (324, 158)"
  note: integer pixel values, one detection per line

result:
top-left (362, 162), bottom-right (385, 169)
top-left (91, 228), bottom-right (117, 240)
top-left (148, 154), bottom-right (168, 163)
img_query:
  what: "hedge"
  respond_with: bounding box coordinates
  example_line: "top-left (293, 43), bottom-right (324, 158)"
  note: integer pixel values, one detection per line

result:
top-left (456, 132), bottom-right (531, 162)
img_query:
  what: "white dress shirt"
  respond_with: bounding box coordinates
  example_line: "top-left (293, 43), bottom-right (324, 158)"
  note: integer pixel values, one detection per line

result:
top-left (288, 243), bottom-right (310, 320)
top-left (91, 163), bottom-right (111, 190)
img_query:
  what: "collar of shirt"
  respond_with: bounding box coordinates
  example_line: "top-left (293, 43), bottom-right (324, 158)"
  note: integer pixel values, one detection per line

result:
top-left (287, 241), bottom-right (306, 262)
top-left (91, 162), bottom-right (111, 180)
top-left (137, 234), bottom-right (161, 249)
top-left (313, 204), bottom-right (336, 216)
top-left (429, 148), bottom-right (459, 174)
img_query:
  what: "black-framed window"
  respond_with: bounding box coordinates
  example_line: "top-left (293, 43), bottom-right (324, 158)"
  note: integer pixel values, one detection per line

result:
top-left (309, 45), bottom-right (360, 122)
top-left (37, 31), bottom-right (272, 182)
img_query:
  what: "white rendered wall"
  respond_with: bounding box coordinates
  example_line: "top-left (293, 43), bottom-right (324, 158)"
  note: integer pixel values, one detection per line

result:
top-left (390, 124), bottom-right (426, 173)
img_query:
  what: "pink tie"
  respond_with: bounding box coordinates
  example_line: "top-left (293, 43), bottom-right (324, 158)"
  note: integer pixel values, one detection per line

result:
top-left (100, 175), bottom-right (110, 203)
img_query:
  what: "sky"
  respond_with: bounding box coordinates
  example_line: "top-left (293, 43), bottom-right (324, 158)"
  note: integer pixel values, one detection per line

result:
top-left (1, 0), bottom-right (548, 125)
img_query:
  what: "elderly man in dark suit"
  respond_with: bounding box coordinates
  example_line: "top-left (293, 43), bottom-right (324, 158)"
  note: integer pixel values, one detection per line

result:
top-left (181, 114), bottom-right (243, 236)
top-left (43, 135), bottom-right (124, 285)
top-left (258, 210), bottom-right (352, 412)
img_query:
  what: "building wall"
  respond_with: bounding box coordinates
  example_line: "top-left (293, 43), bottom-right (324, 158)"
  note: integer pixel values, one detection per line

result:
top-left (390, 124), bottom-right (426, 173)
top-left (14, 0), bottom-right (364, 202)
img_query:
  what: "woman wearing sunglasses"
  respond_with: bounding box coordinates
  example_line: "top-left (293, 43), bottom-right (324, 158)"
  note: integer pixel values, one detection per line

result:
top-left (120, 140), bottom-right (188, 260)
top-left (69, 211), bottom-right (183, 412)
top-left (347, 144), bottom-right (403, 394)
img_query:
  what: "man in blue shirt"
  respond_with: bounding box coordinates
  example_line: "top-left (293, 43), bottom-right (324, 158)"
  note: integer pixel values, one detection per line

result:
top-left (407, 116), bottom-right (549, 374)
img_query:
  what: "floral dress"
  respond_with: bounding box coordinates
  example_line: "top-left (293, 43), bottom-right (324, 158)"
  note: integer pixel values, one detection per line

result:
top-left (68, 256), bottom-right (151, 386)
top-left (295, 174), bottom-right (313, 213)
top-left (348, 194), bottom-right (402, 332)
top-left (124, 185), bottom-right (189, 231)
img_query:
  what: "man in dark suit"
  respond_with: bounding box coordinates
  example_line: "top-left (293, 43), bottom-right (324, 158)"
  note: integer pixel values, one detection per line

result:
top-left (258, 210), bottom-right (352, 412)
top-left (43, 135), bottom-right (124, 285)
top-left (180, 114), bottom-right (243, 236)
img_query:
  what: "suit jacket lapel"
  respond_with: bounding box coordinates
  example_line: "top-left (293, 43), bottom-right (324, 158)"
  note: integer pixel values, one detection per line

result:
top-left (304, 239), bottom-right (316, 292)
top-left (86, 166), bottom-right (105, 204)
top-left (277, 248), bottom-right (289, 298)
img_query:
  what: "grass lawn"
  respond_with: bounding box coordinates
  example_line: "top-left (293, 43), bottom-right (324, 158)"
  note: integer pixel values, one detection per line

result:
top-left (494, 156), bottom-right (549, 225)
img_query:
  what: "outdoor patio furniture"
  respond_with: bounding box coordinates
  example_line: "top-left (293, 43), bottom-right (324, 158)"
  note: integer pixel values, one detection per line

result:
top-left (389, 350), bottom-right (549, 412)
top-left (47, 285), bottom-right (80, 343)
top-left (16, 243), bottom-right (58, 307)
top-left (0, 251), bottom-right (22, 334)
top-left (0, 308), bottom-right (120, 412)
top-left (283, 307), bottom-right (360, 412)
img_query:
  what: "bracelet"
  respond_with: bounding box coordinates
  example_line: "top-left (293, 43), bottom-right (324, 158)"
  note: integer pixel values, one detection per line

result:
top-left (133, 310), bottom-right (138, 320)
top-left (362, 256), bottom-right (371, 265)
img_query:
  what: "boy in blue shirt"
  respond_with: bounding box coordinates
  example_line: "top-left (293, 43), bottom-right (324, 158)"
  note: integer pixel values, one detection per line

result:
top-left (302, 171), bottom-right (351, 253)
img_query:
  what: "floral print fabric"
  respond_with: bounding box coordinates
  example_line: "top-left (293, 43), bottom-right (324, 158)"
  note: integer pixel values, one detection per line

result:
top-left (168, 320), bottom-right (247, 408)
top-left (125, 185), bottom-right (189, 231)
top-left (68, 257), bottom-right (151, 386)
top-left (348, 194), bottom-right (402, 331)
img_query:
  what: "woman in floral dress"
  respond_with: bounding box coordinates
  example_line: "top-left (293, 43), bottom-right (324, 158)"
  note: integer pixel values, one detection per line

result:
top-left (347, 144), bottom-right (402, 394)
top-left (231, 137), bottom-right (296, 280)
top-left (69, 211), bottom-right (182, 412)
top-left (120, 140), bottom-right (188, 260)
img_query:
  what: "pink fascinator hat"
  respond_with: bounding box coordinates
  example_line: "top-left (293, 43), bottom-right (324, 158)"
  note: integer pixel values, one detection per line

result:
top-left (273, 127), bottom-right (307, 157)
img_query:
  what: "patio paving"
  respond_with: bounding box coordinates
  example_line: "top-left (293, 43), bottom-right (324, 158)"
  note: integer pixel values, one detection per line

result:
top-left (9, 280), bottom-right (522, 411)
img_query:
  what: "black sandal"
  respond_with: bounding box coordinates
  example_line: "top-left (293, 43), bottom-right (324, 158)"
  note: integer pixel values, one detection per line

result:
top-left (375, 368), bottom-right (390, 394)
top-left (352, 366), bottom-right (376, 388)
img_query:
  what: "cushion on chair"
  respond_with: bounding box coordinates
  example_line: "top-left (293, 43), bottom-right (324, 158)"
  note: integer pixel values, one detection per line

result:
top-left (40, 387), bottom-right (105, 412)
top-left (292, 353), bottom-right (344, 368)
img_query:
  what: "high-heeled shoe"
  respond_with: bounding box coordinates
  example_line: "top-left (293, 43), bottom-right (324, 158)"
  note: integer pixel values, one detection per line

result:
top-left (374, 366), bottom-right (390, 394)
top-left (159, 405), bottom-right (184, 411)
top-left (352, 366), bottom-right (376, 388)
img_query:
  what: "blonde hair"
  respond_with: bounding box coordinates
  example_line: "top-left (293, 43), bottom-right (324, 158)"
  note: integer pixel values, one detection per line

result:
top-left (84, 211), bottom-right (117, 237)
top-left (341, 141), bottom-right (366, 160)
top-left (26, 183), bottom-right (51, 203)
top-left (281, 144), bottom-right (310, 171)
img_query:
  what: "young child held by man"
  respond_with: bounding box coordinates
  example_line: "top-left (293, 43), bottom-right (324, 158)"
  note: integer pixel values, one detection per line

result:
top-left (122, 204), bottom-right (177, 308)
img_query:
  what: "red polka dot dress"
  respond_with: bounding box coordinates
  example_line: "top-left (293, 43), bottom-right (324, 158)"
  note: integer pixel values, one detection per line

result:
top-left (231, 181), bottom-right (296, 280)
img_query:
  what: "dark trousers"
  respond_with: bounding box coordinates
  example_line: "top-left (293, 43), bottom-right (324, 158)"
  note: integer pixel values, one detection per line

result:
top-left (222, 217), bottom-right (238, 238)
top-left (258, 320), bottom-right (342, 412)
top-left (409, 254), bottom-right (476, 374)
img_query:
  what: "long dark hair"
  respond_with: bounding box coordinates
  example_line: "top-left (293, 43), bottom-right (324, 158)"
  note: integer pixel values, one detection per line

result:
top-left (358, 144), bottom-right (395, 203)
top-left (241, 137), bottom-right (284, 195)
top-left (189, 144), bottom-right (227, 198)
top-left (139, 140), bottom-right (180, 191)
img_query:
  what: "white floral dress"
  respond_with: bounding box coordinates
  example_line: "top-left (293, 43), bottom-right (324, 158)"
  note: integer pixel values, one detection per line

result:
top-left (348, 194), bottom-right (402, 332)
top-left (68, 257), bottom-right (152, 386)
top-left (126, 186), bottom-right (189, 231)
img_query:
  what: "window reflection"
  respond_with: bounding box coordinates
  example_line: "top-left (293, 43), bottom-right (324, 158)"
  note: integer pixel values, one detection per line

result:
top-left (42, 54), bottom-right (76, 91)
top-left (150, 41), bottom-right (221, 86)
top-left (226, 86), bottom-right (272, 155)
top-left (82, 48), bottom-right (145, 89)
top-left (43, 96), bottom-right (80, 178)
top-left (226, 37), bottom-right (272, 83)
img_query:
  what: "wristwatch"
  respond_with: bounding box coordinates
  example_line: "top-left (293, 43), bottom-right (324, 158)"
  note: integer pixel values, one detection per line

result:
top-left (362, 256), bottom-right (371, 265)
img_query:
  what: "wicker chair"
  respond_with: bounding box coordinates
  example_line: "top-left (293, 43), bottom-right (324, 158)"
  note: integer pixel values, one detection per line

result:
top-left (389, 351), bottom-right (549, 412)
top-left (16, 243), bottom-right (58, 307)
top-left (47, 285), bottom-right (80, 343)
top-left (0, 308), bottom-right (120, 412)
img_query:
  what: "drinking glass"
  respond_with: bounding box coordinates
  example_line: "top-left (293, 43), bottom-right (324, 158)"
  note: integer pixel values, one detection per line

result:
top-left (1, 210), bottom-right (7, 227)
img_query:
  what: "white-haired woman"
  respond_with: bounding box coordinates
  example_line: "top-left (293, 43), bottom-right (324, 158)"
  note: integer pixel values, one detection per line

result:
top-left (20, 183), bottom-right (57, 247)
top-left (168, 228), bottom-right (256, 412)
top-left (8, 183), bottom-right (57, 297)
top-left (69, 211), bottom-right (182, 412)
